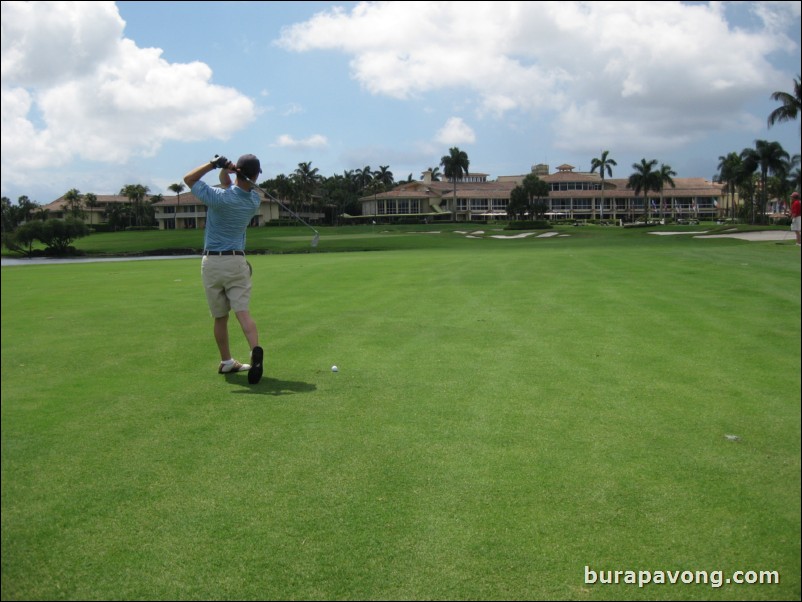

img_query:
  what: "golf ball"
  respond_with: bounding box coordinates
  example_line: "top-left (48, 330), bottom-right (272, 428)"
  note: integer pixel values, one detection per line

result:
top-left (331, 365), bottom-right (338, 372)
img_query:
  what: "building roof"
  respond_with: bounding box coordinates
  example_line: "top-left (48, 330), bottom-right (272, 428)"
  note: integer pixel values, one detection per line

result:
top-left (44, 194), bottom-right (130, 211)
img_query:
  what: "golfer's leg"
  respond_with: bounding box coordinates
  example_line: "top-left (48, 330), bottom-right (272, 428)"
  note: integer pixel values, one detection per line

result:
top-left (214, 315), bottom-right (232, 361)
top-left (235, 310), bottom-right (259, 352)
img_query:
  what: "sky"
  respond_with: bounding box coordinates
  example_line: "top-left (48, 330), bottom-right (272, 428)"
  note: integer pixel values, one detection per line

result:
top-left (1, 0), bottom-right (801, 205)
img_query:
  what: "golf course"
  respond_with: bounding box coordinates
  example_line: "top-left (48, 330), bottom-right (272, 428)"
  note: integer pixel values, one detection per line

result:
top-left (2, 223), bottom-right (800, 600)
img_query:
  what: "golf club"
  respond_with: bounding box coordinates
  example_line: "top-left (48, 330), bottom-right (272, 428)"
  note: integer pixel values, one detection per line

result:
top-left (250, 181), bottom-right (320, 249)
top-left (215, 155), bottom-right (320, 248)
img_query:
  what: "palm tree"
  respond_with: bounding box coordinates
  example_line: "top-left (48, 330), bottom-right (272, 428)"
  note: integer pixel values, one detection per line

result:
top-left (63, 188), bottom-right (84, 221)
top-left (104, 202), bottom-right (132, 231)
top-left (627, 159), bottom-right (660, 222)
top-left (657, 164), bottom-right (677, 220)
top-left (590, 150), bottom-right (617, 221)
top-left (507, 186), bottom-right (528, 220)
top-left (740, 140), bottom-right (789, 223)
top-left (440, 147), bottom-right (470, 220)
top-left (355, 165), bottom-right (374, 193)
top-left (787, 154), bottom-right (802, 198)
top-left (273, 173), bottom-right (295, 200)
top-left (293, 161), bottom-right (322, 215)
top-left (168, 182), bottom-right (185, 230)
top-left (425, 166), bottom-right (442, 181)
top-left (717, 152), bottom-right (744, 220)
top-left (767, 155), bottom-right (795, 212)
top-left (119, 184), bottom-right (150, 227)
top-left (521, 173), bottom-right (550, 219)
top-left (10, 196), bottom-right (36, 228)
top-left (369, 166), bottom-right (394, 211)
top-left (768, 75), bottom-right (802, 134)
top-left (83, 192), bottom-right (98, 226)
top-left (374, 165), bottom-right (394, 189)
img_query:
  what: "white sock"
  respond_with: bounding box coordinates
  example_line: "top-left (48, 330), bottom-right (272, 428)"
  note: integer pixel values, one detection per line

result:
top-left (221, 358), bottom-right (234, 365)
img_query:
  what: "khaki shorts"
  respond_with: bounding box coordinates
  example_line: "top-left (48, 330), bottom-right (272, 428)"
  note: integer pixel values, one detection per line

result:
top-left (201, 255), bottom-right (252, 317)
top-left (792, 216), bottom-right (801, 232)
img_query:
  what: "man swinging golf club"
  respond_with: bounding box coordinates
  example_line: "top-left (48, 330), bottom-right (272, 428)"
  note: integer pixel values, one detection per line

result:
top-left (183, 154), bottom-right (264, 384)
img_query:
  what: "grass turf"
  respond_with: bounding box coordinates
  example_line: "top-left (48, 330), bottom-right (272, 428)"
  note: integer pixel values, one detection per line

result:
top-left (2, 228), bottom-right (800, 600)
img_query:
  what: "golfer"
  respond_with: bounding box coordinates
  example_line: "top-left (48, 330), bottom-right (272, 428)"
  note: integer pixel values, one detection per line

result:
top-left (790, 191), bottom-right (801, 247)
top-left (183, 154), bottom-right (264, 384)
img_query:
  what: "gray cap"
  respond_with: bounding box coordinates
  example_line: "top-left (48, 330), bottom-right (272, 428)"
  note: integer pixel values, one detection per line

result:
top-left (237, 154), bottom-right (262, 180)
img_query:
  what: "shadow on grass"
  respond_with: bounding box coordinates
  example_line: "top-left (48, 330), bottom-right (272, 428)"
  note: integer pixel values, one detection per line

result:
top-left (225, 374), bottom-right (317, 396)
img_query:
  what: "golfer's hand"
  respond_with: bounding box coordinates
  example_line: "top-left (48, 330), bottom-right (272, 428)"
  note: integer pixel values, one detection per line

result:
top-left (210, 155), bottom-right (230, 169)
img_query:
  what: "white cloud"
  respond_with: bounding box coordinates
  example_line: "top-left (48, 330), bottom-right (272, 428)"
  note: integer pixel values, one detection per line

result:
top-left (1, 0), bottom-right (256, 177)
top-left (280, 103), bottom-right (305, 117)
top-left (276, 1), bottom-right (797, 153)
top-left (274, 134), bottom-right (329, 150)
top-left (435, 117), bottom-right (476, 146)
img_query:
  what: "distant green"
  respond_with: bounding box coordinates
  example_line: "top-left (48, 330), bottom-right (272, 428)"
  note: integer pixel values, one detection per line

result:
top-left (2, 225), bottom-right (800, 600)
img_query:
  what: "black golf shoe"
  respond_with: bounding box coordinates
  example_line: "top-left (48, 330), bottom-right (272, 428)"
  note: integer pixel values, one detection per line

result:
top-left (248, 346), bottom-right (264, 384)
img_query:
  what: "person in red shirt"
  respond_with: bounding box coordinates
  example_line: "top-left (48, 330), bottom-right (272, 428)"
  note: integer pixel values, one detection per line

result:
top-left (790, 191), bottom-right (801, 246)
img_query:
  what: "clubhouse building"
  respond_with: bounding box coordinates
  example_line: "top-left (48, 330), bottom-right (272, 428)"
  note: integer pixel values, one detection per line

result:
top-left (43, 163), bottom-right (726, 227)
top-left (358, 164), bottom-right (725, 223)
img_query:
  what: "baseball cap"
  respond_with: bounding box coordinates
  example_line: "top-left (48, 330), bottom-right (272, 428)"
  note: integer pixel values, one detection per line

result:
top-left (792, 191), bottom-right (800, 199)
top-left (237, 154), bottom-right (262, 180)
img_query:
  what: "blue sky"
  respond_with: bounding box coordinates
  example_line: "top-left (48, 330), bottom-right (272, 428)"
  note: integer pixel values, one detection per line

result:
top-left (2, 1), bottom-right (800, 205)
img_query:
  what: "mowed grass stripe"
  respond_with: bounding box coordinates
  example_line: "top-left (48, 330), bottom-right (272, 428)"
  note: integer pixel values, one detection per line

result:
top-left (2, 237), bottom-right (799, 600)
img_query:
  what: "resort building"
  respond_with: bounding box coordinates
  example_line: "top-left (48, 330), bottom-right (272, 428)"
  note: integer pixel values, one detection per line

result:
top-left (43, 191), bottom-right (284, 230)
top-left (358, 164), bottom-right (726, 222)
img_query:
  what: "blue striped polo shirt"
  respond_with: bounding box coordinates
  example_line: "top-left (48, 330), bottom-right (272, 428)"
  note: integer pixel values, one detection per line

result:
top-left (191, 181), bottom-right (261, 251)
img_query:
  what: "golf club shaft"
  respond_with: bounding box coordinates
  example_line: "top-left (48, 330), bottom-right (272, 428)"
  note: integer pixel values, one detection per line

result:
top-left (241, 174), bottom-right (319, 235)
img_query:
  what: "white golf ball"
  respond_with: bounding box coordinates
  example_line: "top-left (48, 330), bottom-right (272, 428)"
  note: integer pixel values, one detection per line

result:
top-left (331, 365), bottom-right (338, 372)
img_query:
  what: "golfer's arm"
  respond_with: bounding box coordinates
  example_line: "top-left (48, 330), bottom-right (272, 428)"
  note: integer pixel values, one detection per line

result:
top-left (219, 168), bottom-right (233, 190)
top-left (183, 162), bottom-right (216, 189)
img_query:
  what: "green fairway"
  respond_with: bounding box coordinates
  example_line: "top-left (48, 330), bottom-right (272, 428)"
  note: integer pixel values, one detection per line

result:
top-left (2, 228), bottom-right (800, 600)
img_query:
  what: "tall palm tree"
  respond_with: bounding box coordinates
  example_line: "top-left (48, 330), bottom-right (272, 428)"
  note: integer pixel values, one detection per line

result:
top-left (293, 161), bottom-right (322, 215)
top-left (768, 75), bottom-right (802, 134)
top-left (119, 184), bottom-right (150, 227)
top-left (11, 195), bottom-right (36, 228)
top-left (657, 164), bottom-right (677, 220)
top-left (355, 165), bottom-right (374, 193)
top-left (168, 182), bottom-right (185, 230)
top-left (374, 165), bottom-right (394, 188)
top-left (740, 140), bottom-right (789, 224)
top-left (767, 155), bottom-right (795, 212)
top-left (440, 147), bottom-right (470, 220)
top-left (341, 169), bottom-right (354, 180)
top-left (83, 192), bottom-right (98, 226)
top-left (627, 159), bottom-right (660, 222)
top-left (787, 154), bottom-right (802, 197)
top-left (590, 150), bottom-right (616, 221)
top-left (63, 188), bottom-right (84, 221)
top-left (717, 152), bottom-right (744, 220)
top-left (370, 165), bottom-right (395, 211)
